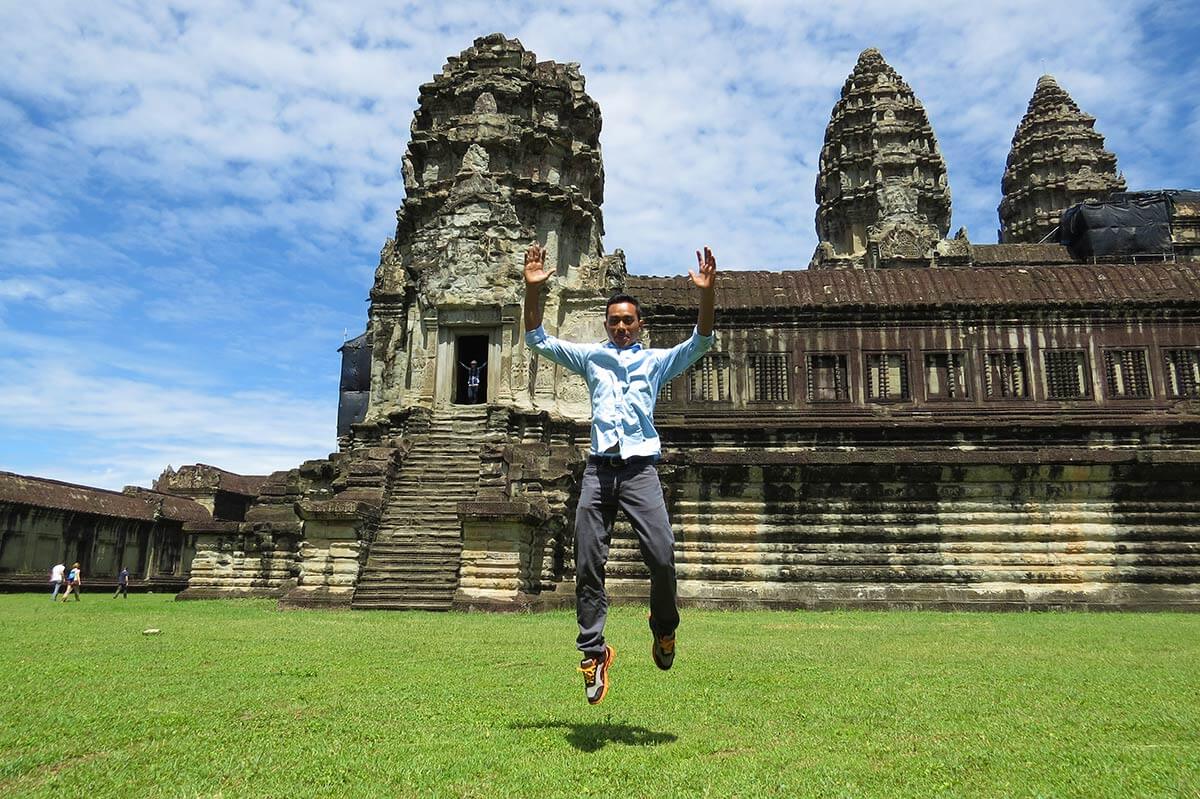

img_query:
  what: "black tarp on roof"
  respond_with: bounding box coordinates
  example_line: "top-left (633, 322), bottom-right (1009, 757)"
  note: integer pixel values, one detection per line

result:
top-left (337, 391), bottom-right (370, 438)
top-left (337, 332), bottom-right (372, 436)
top-left (339, 332), bottom-right (372, 391)
top-left (1059, 194), bottom-right (1173, 260)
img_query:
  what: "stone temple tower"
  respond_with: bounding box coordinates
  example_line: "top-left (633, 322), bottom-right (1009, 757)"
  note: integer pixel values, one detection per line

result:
top-left (814, 48), bottom-right (952, 268)
top-left (365, 34), bottom-right (625, 420)
top-left (998, 75), bottom-right (1125, 244)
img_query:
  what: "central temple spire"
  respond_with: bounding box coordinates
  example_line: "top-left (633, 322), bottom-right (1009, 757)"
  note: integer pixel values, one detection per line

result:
top-left (814, 48), bottom-right (952, 268)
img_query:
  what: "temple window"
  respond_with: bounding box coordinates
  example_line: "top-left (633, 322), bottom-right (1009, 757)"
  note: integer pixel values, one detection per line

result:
top-left (748, 354), bottom-right (790, 402)
top-left (924, 352), bottom-right (968, 399)
top-left (865, 352), bottom-right (909, 401)
top-left (807, 354), bottom-right (850, 402)
top-left (1043, 350), bottom-right (1091, 399)
top-left (1164, 349), bottom-right (1200, 397)
top-left (1104, 350), bottom-right (1151, 398)
top-left (689, 354), bottom-right (731, 402)
top-left (984, 352), bottom-right (1029, 398)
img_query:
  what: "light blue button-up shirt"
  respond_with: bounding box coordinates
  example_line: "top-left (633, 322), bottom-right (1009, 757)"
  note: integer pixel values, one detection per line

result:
top-left (525, 324), bottom-right (716, 458)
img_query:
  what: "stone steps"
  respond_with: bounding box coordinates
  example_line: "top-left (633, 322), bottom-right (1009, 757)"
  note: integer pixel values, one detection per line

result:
top-left (351, 595), bottom-right (456, 611)
top-left (383, 486), bottom-right (477, 496)
top-left (359, 568), bottom-right (461, 581)
top-left (383, 502), bottom-right (472, 513)
top-left (352, 409), bottom-right (486, 611)
top-left (365, 542), bottom-right (462, 556)
top-left (370, 524), bottom-right (464, 538)
top-left (384, 497), bottom-right (472, 507)
top-left (383, 498), bottom-right (470, 508)
top-left (357, 572), bottom-right (460, 586)
top-left (384, 503), bottom-right (472, 513)
top-left (401, 462), bottom-right (480, 472)
top-left (380, 517), bottom-right (465, 527)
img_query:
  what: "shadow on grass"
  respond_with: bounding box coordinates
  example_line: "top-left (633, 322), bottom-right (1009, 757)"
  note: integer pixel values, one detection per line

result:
top-left (512, 720), bottom-right (677, 752)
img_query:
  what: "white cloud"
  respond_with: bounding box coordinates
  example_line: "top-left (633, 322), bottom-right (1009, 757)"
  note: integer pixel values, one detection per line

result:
top-left (5, 1), bottom-right (1186, 270)
top-left (0, 352), bottom-right (335, 490)
top-left (0, 274), bottom-right (135, 313)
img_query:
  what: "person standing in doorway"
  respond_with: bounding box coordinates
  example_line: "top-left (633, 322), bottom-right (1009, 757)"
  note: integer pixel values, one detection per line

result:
top-left (60, 562), bottom-right (82, 601)
top-left (460, 359), bottom-right (487, 404)
top-left (523, 242), bottom-right (718, 705)
top-left (113, 567), bottom-right (130, 599)
top-left (49, 562), bottom-right (65, 601)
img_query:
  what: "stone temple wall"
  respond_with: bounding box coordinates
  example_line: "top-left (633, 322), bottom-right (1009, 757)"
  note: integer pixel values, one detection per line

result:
top-left (454, 415), bottom-right (1200, 612)
top-left (172, 34), bottom-right (1200, 612)
top-left (600, 443), bottom-right (1200, 611)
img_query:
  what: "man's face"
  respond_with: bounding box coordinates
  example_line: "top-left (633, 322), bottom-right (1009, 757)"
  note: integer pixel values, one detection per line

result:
top-left (604, 301), bottom-right (643, 349)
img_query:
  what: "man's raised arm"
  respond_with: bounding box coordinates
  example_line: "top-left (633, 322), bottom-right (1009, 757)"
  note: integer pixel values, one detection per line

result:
top-left (524, 244), bottom-right (549, 332)
top-left (690, 246), bottom-right (718, 336)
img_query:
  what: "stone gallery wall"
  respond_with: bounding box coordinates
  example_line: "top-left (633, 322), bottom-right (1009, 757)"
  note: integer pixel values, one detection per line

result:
top-left (0, 471), bottom-right (209, 591)
top-left (601, 448), bottom-right (1200, 610)
top-left (0, 505), bottom-right (179, 589)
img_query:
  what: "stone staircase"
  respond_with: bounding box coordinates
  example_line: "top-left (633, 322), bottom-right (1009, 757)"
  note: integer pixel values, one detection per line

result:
top-left (351, 408), bottom-right (487, 610)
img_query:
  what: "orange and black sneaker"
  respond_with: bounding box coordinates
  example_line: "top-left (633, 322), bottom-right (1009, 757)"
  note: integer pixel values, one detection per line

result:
top-left (578, 644), bottom-right (615, 704)
top-left (652, 632), bottom-right (675, 671)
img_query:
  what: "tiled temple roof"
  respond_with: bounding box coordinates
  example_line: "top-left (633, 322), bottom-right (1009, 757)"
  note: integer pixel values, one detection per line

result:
top-left (630, 262), bottom-right (1200, 313)
top-left (213, 470), bottom-right (268, 497)
top-left (0, 471), bottom-right (212, 523)
top-left (183, 465), bottom-right (268, 497)
top-left (969, 244), bottom-right (1076, 266)
top-left (153, 463), bottom-right (268, 498)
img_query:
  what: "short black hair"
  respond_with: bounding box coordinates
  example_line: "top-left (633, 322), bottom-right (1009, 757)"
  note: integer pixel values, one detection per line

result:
top-left (605, 293), bottom-right (641, 320)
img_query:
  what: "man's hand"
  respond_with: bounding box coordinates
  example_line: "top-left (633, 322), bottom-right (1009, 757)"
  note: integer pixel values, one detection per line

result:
top-left (523, 243), bottom-right (549, 331)
top-left (524, 244), bottom-right (550, 287)
top-left (690, 246), bottom-right (717, 291)
top-left (690, 246), bottom-right (717, 336)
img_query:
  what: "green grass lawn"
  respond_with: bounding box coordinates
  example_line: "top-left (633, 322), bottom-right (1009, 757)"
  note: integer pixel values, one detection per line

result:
top-left (1, 594), bottom-right (1197, 798)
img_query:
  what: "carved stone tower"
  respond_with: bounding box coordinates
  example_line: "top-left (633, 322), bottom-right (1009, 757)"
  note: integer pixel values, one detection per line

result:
top-left (365, 34), bottom-right (624, 419)
top-left (814, 48), bottom-right (952, 268)
top-left (998, 75), bottom-right (1126, 244)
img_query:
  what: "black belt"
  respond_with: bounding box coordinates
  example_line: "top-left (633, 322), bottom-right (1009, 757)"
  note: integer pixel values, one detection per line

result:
top-left (589, 454), bottom-right (653, 468)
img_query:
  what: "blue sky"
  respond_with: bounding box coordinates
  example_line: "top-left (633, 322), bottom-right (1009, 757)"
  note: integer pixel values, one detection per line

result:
top-left (2, 1), bottom-right (1198, 490)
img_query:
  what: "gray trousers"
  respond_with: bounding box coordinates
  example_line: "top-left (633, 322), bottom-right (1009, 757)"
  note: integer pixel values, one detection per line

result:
top-left (575, 456), bottom-right (679, 657)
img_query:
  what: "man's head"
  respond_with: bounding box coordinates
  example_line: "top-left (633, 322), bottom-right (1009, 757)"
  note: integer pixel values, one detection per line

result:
top-left (605, 293), bottom-right (643, 349)
top-left (469, 360), bottom-right (478, 366)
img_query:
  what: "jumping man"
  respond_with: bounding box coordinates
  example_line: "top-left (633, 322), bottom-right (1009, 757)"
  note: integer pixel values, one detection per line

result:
top-left (523, 243), bottom-right (717, 704)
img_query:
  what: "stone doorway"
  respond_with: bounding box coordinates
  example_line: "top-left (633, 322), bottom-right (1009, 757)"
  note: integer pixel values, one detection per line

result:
top-left (455, 334), bottom-right (490, 405)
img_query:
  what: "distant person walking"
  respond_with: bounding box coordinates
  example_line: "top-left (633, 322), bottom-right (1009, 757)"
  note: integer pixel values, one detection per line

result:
top-left (113, 567), bottom-right (130, 599)
top-left (49, 562), bottom-right (65, 601)
top-left (60, 562), bottom-right (82, 601)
